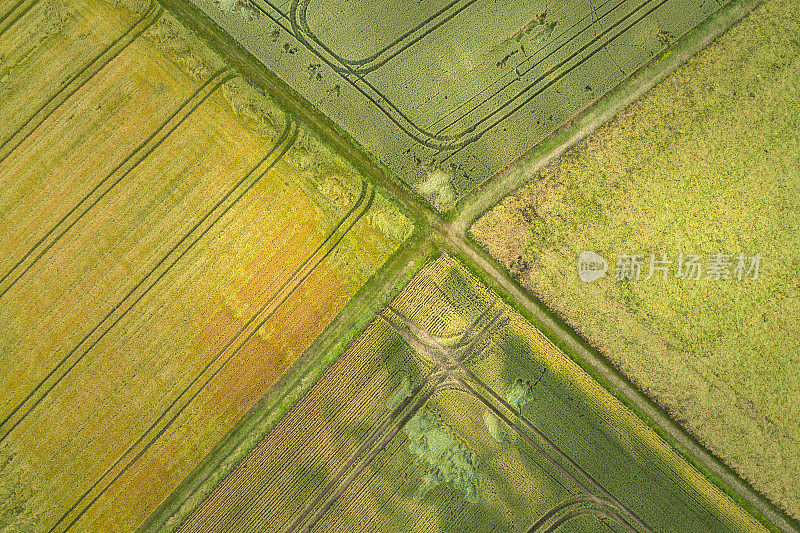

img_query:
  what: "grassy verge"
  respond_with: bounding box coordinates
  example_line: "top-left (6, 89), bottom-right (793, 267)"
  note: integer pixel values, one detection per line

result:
top-left (138, 223), bottom-right (434, 532)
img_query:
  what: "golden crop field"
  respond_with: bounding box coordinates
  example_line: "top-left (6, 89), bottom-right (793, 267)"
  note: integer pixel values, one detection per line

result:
top-left (179, 255), bottom-right (762, 532)
top-left (0, 0), bottom-right (411, 530)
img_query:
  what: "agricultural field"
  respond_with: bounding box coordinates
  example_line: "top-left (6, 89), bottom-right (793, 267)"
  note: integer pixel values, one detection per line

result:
top-left (0, 0), bottom-right (411, 530)
top-left (178, 255), bottom-right (764, 532)
top-left (190, 0), bottom-right (731, 210)
top-left (472, 0), bottom-right (800, 520)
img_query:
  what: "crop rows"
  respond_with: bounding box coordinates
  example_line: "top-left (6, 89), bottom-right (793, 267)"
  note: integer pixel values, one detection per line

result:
top-left (223, 0), bottom-right (726, 210)
top-left (0, 0), bottom-right (412, 529)
top-left (177, 321), bottom-right (428, 532)
top-left (178, 254), bottom-right (766, 532)
top-left (0, 0), bottom-right (162, 166)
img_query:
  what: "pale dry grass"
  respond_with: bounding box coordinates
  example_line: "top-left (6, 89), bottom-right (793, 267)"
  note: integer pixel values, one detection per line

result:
top-left (473, 0), bottom-right (800, 517)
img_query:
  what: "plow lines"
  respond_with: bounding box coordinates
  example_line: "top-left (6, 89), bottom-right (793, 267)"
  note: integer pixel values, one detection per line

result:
top-left (0, 0), bottom-right (411, 530)
top-left (178, 255), bottom-right (766, 532)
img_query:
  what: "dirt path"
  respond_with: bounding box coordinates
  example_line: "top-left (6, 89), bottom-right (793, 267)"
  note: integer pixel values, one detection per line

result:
top-left (451, 0), bottom-right (766, 234)
top-left (435, 225), bottom-right (799, 533)
top-left (154, 0), bottom-right (799, 531)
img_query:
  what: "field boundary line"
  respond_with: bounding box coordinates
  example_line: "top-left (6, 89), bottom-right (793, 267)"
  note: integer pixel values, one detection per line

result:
top-left (283, 303), bottom-right (515, 532)
top-left (263, 0), bottom-right (661, 154)
top-left (433, 225), bottom-right (800, 532)
top-left (0, 0), bottom-right (163, 164)
top-left (0, 111), bottom-right (292, 446)
top-left (282, 301), bottom-right (497, 532)
top-left (451, 0), bottom-right (765, 228)
top-left (0, 67), bottom-right (232, 299)
top-left (51, 139), bottom-right (381, 533)
top-left (142, 238), bottom-right (430, 533)
top-left (140, 0), bottom-right (796, 530)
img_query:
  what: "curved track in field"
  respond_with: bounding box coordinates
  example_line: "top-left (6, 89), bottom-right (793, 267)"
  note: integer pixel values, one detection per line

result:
top-left (271, 298), bottom-right (651, 533)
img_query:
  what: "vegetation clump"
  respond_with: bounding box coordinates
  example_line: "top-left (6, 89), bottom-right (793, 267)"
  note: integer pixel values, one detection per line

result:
top-left (482, 410), bottom-right (505, 443)
top-left (404, 408), bottom-right (479, 503)
top-left (506, 378), bottom-right (536, 411)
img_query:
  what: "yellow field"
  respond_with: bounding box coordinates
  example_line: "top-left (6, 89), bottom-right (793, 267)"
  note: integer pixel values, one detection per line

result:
top-left (180, 255), bottom-right (762, 532)
top-left (0, 0), bottom-right (411, 530)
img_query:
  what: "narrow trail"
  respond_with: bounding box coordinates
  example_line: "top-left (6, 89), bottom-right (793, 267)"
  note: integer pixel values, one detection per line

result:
top-left (155, 0), bottom-right (798, 530)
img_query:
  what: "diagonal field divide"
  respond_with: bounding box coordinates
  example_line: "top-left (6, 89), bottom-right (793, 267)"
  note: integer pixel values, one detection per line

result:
top-left (144, 0), bottom-right (800, 530)
top-left (281, 302), bottom-right (651, 533)
top-left (0, 66), bottom-right (234, 299)
top-left (46, 136), bottom-right (380, 533)
top-left (0, 0), bottom-right (163, 164)
top-left (0, 116), bottom-right (291, 445)
top-left (279, 301), bottom-right (504, 533)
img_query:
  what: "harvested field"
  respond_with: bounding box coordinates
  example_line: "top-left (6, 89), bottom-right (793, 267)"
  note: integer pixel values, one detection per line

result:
top-left (472, 0), bottom-right (800, 519)
top-left (0, 0), bottom-right (411, 530)
top-left (179, 255), bottom-right (763, 532)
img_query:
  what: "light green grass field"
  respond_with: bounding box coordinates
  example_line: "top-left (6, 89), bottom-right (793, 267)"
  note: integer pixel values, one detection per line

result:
top-left (473, 0), bottom-right (800, 518)
top-left (189, 0), bottom-right (727, 211)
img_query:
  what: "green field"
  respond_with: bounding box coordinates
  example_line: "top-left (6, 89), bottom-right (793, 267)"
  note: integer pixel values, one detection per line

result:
top-left (472, 0), bottom-right (800, 519)
top-left (177, 255), bottom-right (764, 532)
top-left (2, 0), bottom-right (795, 528)
top-left (188, 0), bottom-right (730, 210)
